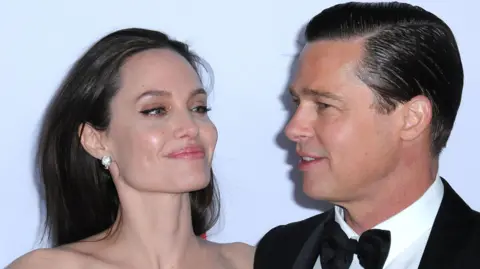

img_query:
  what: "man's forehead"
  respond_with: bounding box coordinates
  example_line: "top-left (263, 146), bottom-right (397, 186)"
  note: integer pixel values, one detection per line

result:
top-left (289, 39), bottom-right (370, 102)
top-left (294, 40), bottom-right (363, 78)
top-left (299, 39), bottom-right (365, 66)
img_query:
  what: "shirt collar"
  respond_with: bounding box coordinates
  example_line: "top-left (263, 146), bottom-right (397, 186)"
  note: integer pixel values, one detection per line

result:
top-left (334, 175), bottom-right (444, 267)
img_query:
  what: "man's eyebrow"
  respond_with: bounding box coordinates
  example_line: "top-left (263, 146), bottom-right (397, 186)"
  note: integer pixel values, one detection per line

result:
top-left (289, 87), bottom-right (343, 102)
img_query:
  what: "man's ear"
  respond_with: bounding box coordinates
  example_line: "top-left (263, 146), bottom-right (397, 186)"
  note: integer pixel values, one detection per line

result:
top-left (399, 95), bottom-right (432, 141)
top-left (79, 123), bottom-right (109, 159)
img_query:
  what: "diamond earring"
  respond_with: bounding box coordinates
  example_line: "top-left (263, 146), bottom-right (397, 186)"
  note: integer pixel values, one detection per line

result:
top-left (101, 156), bottom-right (112, 169)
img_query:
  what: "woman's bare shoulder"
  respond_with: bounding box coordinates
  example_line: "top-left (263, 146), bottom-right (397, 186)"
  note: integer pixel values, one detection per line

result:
top-left (219, 242), bottom-right (256, 269)
top-left (6, 248), bottom-right (78, 269)
top-left (6, 246), bottom-right (104, 269)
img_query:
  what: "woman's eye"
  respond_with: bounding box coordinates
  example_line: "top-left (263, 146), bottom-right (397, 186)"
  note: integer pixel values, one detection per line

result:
top-left (140, 106), bottom-right (211, 116)
top-left (192, 106), bottom-right (211, 114)
top-left (140, 107), bottom-right (166, 116)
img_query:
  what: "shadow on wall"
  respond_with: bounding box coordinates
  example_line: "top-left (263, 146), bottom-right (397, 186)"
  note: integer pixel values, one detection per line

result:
top-left (275, 24), bottom-right (332, 213)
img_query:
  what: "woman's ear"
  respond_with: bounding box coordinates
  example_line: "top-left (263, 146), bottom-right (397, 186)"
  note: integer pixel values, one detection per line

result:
top-left (78, 123), bottom-right (109, 159)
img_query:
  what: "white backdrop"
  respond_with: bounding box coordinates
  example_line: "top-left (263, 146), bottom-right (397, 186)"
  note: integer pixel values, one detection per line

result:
top-left (0, 0), bottom-right (478, 267)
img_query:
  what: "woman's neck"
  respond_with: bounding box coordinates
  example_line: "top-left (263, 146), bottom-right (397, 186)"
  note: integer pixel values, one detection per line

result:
top-left (107, 190), bottom-right (202, 268)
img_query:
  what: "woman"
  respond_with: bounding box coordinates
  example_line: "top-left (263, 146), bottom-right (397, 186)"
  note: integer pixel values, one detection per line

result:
top-left (8, 28), bottom-right (254, 269)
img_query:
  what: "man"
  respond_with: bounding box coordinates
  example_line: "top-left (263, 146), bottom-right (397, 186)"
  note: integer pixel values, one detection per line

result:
top-left (254, 2), bottom-right (480, 269)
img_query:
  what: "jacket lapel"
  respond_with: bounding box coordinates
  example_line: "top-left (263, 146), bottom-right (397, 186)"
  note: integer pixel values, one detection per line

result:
top-left (293, 209), bottom-right (334, 269)
top-left (418, 178), bottom-right (475, 269)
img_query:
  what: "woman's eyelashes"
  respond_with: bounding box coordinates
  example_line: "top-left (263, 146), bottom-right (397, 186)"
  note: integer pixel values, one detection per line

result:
top-left (140, 106), bottom-right (167, 116)
top-left (140, 105), bottom-right (211, 117)
top-left (192, 105), bottom-right (211, 114)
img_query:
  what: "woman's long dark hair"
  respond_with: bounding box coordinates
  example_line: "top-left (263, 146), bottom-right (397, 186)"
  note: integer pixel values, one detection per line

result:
top-left (36, 28), bottom-right (220, 247)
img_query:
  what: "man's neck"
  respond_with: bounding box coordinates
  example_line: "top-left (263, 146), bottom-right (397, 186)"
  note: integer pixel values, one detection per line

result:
top-left (341, 161), bottom-right (438, 234)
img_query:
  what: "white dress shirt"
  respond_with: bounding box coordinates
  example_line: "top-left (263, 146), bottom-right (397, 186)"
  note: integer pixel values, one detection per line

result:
top-left (313, 175), bottom-right (444, 269)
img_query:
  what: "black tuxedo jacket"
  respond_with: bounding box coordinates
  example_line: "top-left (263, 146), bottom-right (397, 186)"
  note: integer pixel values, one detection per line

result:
top-left (254, 179), bottom-right (480, 269)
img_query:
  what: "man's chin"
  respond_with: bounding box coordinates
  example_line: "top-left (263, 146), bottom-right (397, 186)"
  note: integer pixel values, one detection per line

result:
top-left (302, 176), bottom-right (337, 201)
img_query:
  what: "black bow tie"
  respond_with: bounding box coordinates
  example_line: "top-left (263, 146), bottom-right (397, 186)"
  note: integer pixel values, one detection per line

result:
top-left (318, 220), bottom-right (391, 269)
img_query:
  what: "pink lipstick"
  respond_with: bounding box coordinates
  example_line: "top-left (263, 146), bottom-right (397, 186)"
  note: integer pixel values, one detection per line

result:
top-left (167, 146), bottom-right (205, 159)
